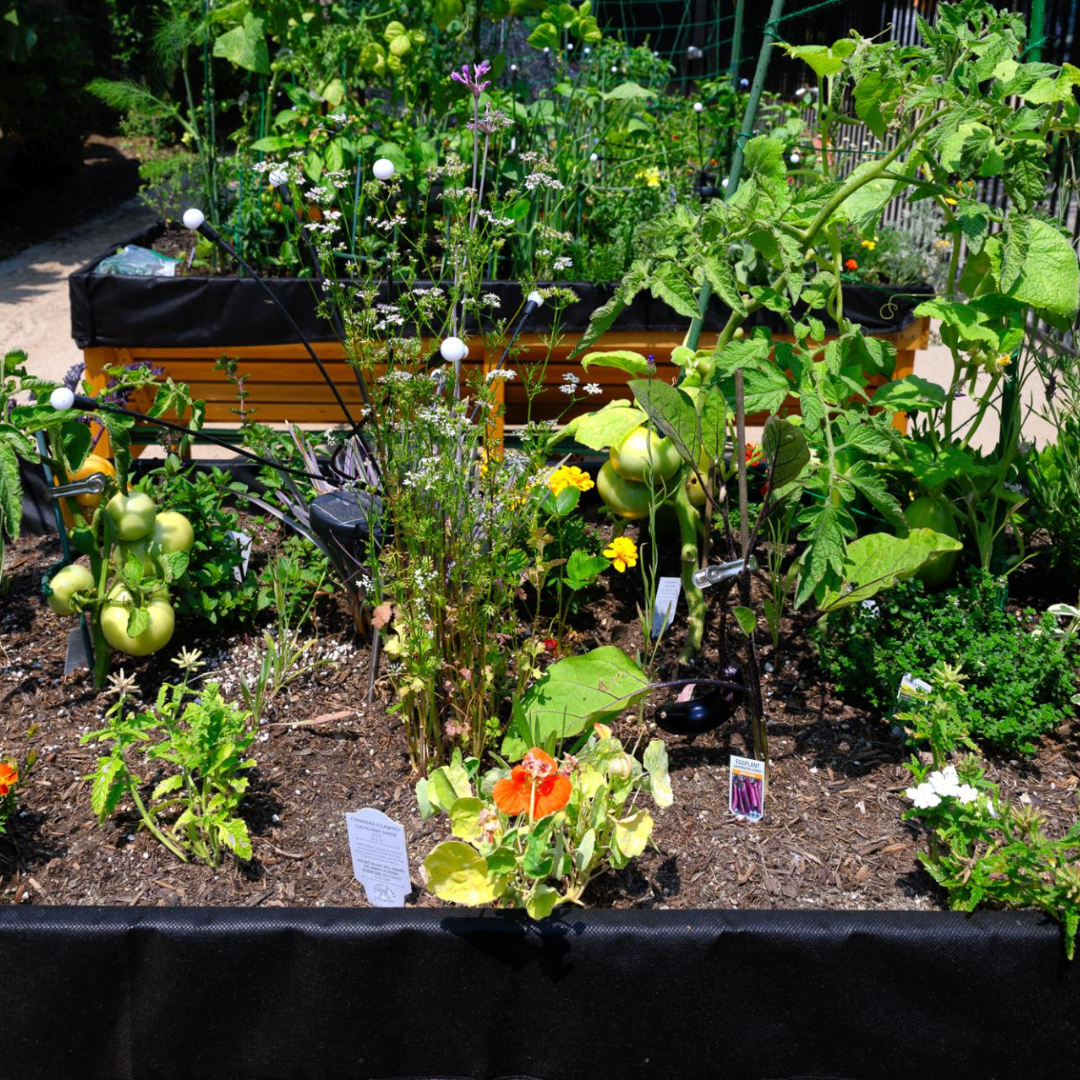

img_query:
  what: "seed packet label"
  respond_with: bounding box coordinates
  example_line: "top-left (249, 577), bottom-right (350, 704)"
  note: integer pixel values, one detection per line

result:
top-left (64, 627), bottom-right (90, 675)
top-left (729, 755), bottom-right (765, 822)
top-left (651, 576), bottom-right (682, 637)
top-left (346, 808), bottom-right (411, 907)
top-left (228, 530), bottom-right (253, 582)
top-left (897, 672), bottom-right (932, 706)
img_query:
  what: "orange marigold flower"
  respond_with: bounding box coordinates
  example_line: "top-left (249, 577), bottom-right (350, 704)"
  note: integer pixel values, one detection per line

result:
top-left (492, 747), bottom-right (572, 820)
top-left (745, 442), bottom-right (763, 465)
top-left (844, 258), bottom-right (858, 271)
top-left (0, 762), bottom-right (17, 797)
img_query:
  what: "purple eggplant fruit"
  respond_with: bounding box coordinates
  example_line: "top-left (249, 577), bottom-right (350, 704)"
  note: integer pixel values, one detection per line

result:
top-left (655, 661), bottom-right (744, 737)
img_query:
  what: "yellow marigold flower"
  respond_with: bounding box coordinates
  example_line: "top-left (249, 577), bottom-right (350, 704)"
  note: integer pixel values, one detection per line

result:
top-left (944, 197), bottom-right (958, 206)
top-left (635, 166), bottom-right (662, 188)
top-left (603, 536), bottom-right (638, 572)
top-left (860, 239), bottom-right (876, 250)
top-left (548, 465), bottom-right (594, 496)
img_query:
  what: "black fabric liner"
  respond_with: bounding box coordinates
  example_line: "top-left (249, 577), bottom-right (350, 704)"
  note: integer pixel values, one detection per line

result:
top-left (69, 224), bottom-right (928, 349)
top-left (0, 905), bottom-right (1075, 1079)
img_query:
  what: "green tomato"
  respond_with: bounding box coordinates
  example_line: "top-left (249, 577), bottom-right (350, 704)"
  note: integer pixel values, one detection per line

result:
top-left (105, 492), bottom-right (157, 542)
top-left (610, 426), bottom-right (682, 483)
top-left (597, 461), bottom-right (653, 520)
top-left (47, 564), bottom-right (96, 616)
top-left (151, 511), bottom-right (195, 555)
top-left (904, 496), bottom-right (961, 588)
top-left (685, 450), bottom-right (712, 508)
top-left (99, 585), bottom-right (175, 657)
top-left (113, 538), bottom-right (157, 577)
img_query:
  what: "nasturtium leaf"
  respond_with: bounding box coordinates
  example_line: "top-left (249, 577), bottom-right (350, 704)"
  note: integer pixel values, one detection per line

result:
top-left (521, 646), bottom-right (650, 743)
top-left (449, 797), bottom-right (484, 842)
top-left (526, 883), bottom-right (560, 920)
top-left (485, 846), bottom-right (517, 874)
top-left (643, 739), bottom-right (673, 808)
top-left (818, 529), bottom-right (964, 612)
top-left (614, 809), bottom-right (653, 859)
top-left (424, 841), bottom-right (506, 905)
top-left (574, 828), bottom-right (596, 873)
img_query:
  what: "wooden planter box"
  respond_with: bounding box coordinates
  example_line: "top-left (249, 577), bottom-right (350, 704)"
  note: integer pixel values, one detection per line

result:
top-left (70, 225), bottom-right (930, 450)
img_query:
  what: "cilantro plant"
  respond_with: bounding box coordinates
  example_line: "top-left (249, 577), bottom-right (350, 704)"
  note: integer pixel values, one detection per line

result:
top-left (83, 658), bottom-right (256, 867)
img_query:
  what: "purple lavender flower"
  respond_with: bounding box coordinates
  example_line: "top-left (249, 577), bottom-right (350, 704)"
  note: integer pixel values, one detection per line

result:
top-left (450, 59), bottom-right (492, 98)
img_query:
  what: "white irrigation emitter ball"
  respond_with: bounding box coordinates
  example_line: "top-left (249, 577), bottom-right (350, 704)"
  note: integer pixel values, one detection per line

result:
top-left (789, 152), bottom-right (801, 165)
top-left (50, 387), bottom-right (75, 412)
top-left (527, 291), bottom-right (544, 308)
top-left (693, 102), bottom-right (704, 113)
top-left (372, 158), bottom-right (395, 181)
top-left (268, 167), bottom-right (288, 187)
top-left (182, 208), bottom-right (205, 231)
top-left (440, 337), bottom-right (468, 363)
top-left (589, 152), bottom-right (598, 162)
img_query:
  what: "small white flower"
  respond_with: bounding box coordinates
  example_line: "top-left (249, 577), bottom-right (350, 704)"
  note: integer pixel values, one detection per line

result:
top-left (328, 113), bottom-right (347, 123)
top-left (268, 167), bottom-right (289, 187)
top-left (955, 783), bottom-right (978, 804)
top-left (907, 783), bottom-right (942, 810)
top-left (562, 371), bottom-right (580, 385)
top-left (485, 368), bottom-right (516, 382)
top-left (929, 766), bottom-right (961, 799)
top-left (583, 383), bottom-right (602, 395)
top-left (559, 384), bottom-right (576, 395)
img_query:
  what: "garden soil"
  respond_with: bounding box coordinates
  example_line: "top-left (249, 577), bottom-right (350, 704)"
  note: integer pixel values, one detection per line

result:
top-left (2, 522), bottom-right (1077, 915)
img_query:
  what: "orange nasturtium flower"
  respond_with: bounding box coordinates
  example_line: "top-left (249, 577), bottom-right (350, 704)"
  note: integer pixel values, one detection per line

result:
top-left (493, 748), bottom-right (572, 820)
top-left (844, 258), bottom-right (859, 271)
top-left (0, 762), bottom-right (18, 797)
top-left (548, 465), bottom-right (594, 497)
top-left (745, 442), bottom-right (763, 465)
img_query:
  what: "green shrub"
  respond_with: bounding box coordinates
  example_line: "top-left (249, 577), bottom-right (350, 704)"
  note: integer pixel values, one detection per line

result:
top-left (1025, 415), bottom-right (1080, 581)
top-left (812, 570), bottom-right (1077, 754)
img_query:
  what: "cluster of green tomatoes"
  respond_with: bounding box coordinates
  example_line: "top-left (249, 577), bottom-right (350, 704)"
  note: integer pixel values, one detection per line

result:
top-left (596, 425), bottom-right (711, 519)
top-left (47, 491), bottom-right (195, 658)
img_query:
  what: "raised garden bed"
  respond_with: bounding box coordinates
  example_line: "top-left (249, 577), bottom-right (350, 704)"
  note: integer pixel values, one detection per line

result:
top-left (69, 223), bottom-right (930, 446)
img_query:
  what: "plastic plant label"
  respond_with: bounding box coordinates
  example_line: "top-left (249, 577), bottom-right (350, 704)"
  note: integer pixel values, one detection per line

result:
top-left (651, 576), bottom-right (682, 637)
top-left (64, 627), bottom-right (90, 675)
top-left (346, 808), bottom-right (411, 907)
top-left (897, 672), bottom-right (932, 706)
top-left (730, 756), bottom-right (765, 822)
top-left (228, 530), bottom-right (253, 582)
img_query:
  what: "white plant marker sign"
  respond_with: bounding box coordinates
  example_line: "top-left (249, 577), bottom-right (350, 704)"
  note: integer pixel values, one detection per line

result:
top-left (346, 808), bottom-right (411, 907)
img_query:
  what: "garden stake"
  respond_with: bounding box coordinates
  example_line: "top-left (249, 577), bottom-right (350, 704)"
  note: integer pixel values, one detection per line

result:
top-left (180, 209), bottom-right (367, 432)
